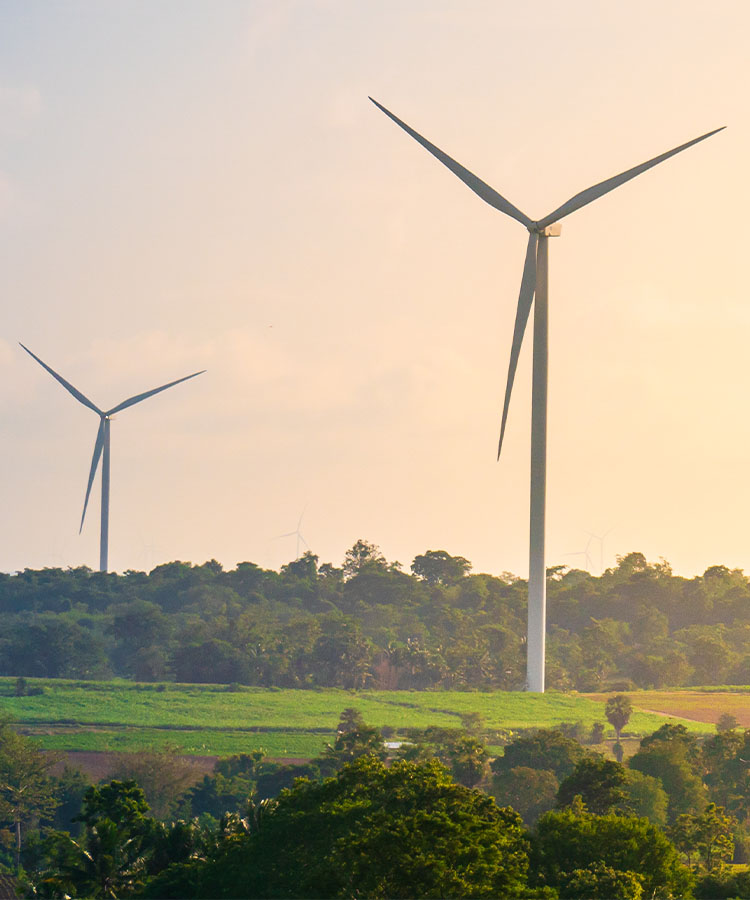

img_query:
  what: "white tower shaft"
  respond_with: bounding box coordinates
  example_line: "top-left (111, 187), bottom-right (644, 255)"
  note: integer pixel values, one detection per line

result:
top-left (527, 233), bottom-right (549, 692)
top-left (100, 417), bottom-right (111, 573)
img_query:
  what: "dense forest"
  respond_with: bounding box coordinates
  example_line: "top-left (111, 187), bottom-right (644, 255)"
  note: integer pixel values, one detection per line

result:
top-left (1, 541), bottom-right (748, 690)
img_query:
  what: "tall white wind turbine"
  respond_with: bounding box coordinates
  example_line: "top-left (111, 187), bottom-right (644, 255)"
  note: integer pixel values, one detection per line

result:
top-left (370, 97), bottom-right (723, 692)
top-left (21, 344), bottom-right (205, 573)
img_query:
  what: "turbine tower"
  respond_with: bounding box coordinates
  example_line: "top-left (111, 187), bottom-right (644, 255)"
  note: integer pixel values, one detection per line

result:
top-left (21, 344), bottom-right (205, 573)
top-left (370, 97), bottom-right (723, 692)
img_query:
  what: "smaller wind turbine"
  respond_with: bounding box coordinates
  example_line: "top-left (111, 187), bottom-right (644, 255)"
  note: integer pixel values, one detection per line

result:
top-left (565, 535), bottom-right (594, 573)
top-left (276, 508), bottom-right (309, 560)
top-left (21, 344), bottom-right (205, 572)
top-left (586, 528), bottom-right (613, 574)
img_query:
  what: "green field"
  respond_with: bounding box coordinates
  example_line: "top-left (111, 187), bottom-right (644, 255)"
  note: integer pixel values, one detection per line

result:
top-left (0, 677), bottom-right (718, 757)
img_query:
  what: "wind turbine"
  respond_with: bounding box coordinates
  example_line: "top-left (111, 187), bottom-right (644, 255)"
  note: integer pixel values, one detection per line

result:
top-left (586, 528), bottom-right (613, 574)
top-left (276, 508), bottom-right (309, 560)
top-left (21, 344), bottom-right (205, 573)
top-left (370, 97), bottom-right (723, 692)
top-left (565, 535), bottom-right (595, 573)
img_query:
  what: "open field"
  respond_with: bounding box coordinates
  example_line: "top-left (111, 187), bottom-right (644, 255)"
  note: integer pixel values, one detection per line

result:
top-left (585, 689), bottom-right (750, 727)
top-left (0, 677), bottom-right (722, 757)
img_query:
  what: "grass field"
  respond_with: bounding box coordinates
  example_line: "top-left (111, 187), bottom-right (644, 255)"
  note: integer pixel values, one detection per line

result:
top-left (0, 677), bottom-right (723, 757)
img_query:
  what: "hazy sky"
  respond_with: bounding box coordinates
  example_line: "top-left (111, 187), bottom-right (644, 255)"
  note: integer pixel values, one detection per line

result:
top-left (1, 1), bottom-right (747, 578)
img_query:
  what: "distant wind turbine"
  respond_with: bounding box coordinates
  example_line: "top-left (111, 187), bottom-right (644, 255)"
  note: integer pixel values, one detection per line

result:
top-left (276, 508), bottom-right (309, 560)
top-left (566, 535), bottom-right (595, 573)
top-left (586, 528), bottom-right (613, 574)
top-left (370, 96), bottom-right (723, 692)
top-left (21, 344), bottom-right (205, 573)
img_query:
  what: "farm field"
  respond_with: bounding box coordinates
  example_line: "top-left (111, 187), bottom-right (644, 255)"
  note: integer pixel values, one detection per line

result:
top-left (585, 689), bottom-right (750, 727)
top-left (0, 677), bottom-right (719, 757)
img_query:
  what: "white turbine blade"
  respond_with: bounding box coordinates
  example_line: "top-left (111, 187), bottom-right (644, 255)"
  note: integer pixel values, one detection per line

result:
top-left (497, 232), bottom-right (538, 458)
top-left (80, 420), bottom-right (105, 533)
top-left (369, 97), bottom-right (533, 229)
top-left (106, 370), bottom-right (205, 415)
top-left (299, 533), bottom-right (310, 550)
top-left (20, 343), bottom-right (102, 415)
top-left (537, 126), bottom-right (725, 228)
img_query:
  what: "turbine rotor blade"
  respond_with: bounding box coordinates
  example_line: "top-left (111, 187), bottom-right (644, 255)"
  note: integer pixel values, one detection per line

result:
top-left (498, 232), bottom-right (538, 458)
top-left (80, 419), bottom-right (105, 533)
top-left (537, 126), bottom-right (725, 228)
top-left (369, 97), bottom-right (533, 229)
top-left (106, 370), bottom-right (205, 415)
top-left (19, 344), bottom-right (102, 415)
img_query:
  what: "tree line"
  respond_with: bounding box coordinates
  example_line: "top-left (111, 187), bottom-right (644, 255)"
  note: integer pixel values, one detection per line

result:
top-left (4, 710), bottom-right (750, 898)
top-left (2, 542), bottom-right (749, 690)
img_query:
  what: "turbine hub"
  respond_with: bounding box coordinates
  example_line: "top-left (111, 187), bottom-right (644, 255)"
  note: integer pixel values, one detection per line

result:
top-left (528, 222), bottom-right (562, 237)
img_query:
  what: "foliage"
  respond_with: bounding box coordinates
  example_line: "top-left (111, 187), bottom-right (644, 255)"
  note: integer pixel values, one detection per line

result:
top-left (617, 769), bottom-right (669, 826)
top-left (318, 717), bottom-right (386, 775)
top-left (438, 733), bottom-right (489, 788)
top-left (183, 752), bottom-right (323, 816)
top-left (411, 550), bottom-right (471, 585)
top-left (32, 780), bottom-right (204, 898)
top-left (491, 766), bottom-right (558, 826)
top-left (0, 718), bottom-right (60, 870)
top-left (605, 694), bottom-right (633, 740)
top-left (700, 728), bottom-right (750, 823)
top-left (557, 863), bottom-right (644, 899)
top-left (36, 780), bottom-right (152, 897)
top-left (108, 746), bottom-right (199, 819)
top-left (693, 867), bottom-right (750, 899)
top-left (531, 807), bottom-right (693, 899)
top-left (50, 767), bottom-right (91, 835)
top-left (629, 727), bottom-right (706, 823)
top-left (492, 728), bottom-right (587, 781)
top-left (669, 803), bottom-right (735, 872)
top-left (5, 548), bottom-right (750, 694)
top-left (143, 756), bottom-right (532, 899)
top-left (556, 756), bottom-right (628, 815)
top-left (342, 539), bottom-right (387, 579)
top-left (716, 713), bottom-right (738, 733)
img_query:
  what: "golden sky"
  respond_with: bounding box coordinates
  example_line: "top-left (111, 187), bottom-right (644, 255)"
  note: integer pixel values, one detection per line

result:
top-left (1, 0), bottom-right (747, 577)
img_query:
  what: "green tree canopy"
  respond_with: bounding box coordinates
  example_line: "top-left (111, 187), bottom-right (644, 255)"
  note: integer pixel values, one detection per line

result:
top-left (492, 728), bottom-right (587, 781)
top-left (0, 718), bottom-right (60, 871)
top-left (557, 756), bottom-right (628, 815)
top-left (143, 756), bottom-right (531, 899)
top-left (491, 765), bottom-right (559, 826)
top-left (605, 694), bottom-right (633, 741)
top-left (411, 550), bottom-right (472, 585)
top-left (629, 730), bottom-right (706, 823)
top-left (532, 807), bottom-right (692, 899)
top-left (669, 802), bottom-right (736, 873)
